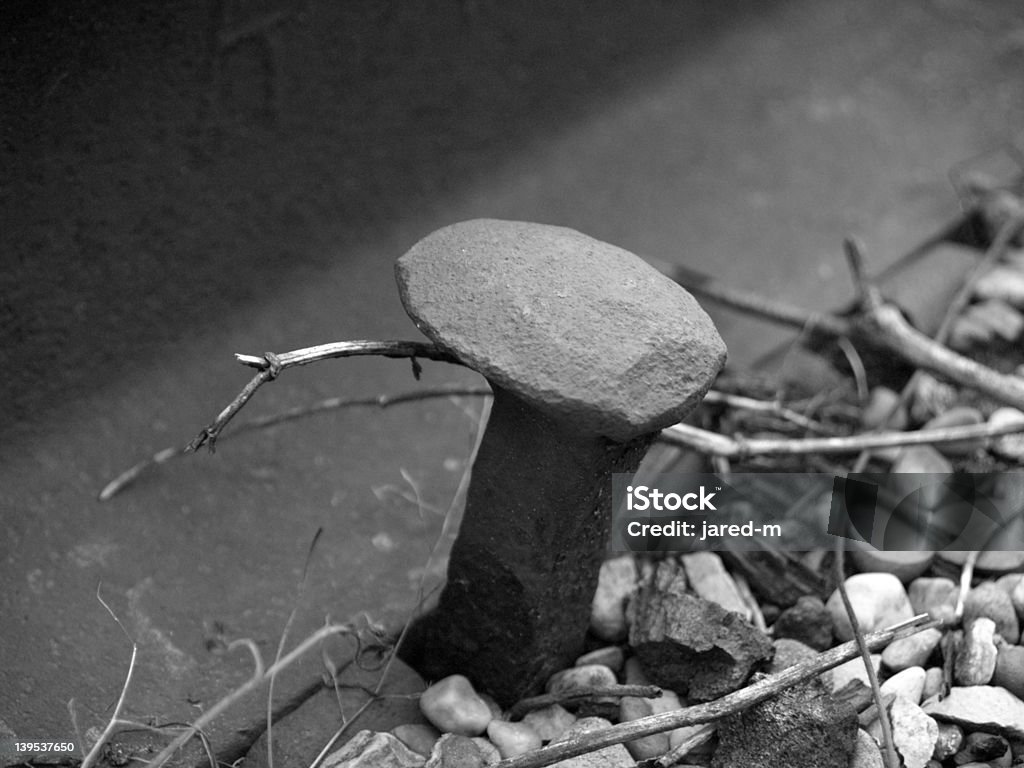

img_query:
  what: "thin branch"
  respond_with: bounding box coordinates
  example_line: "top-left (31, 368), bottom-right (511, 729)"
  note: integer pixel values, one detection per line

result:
top-left (190, 341), bottom-right (464, 452)
top-left (507, 686), bottom-right (663, 721)
top-left (495, 615), bottom-right (937, 768)
top-left (660, 418), bottom-right (1024, 458)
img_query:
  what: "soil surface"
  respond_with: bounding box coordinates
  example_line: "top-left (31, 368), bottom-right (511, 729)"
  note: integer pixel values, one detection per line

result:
top-left (2, 0), bottom-right (1024, 759)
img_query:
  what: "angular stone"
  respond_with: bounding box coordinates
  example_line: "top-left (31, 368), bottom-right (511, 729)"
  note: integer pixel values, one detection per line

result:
top-left (396, 220), bottom-right (726, 441)
top-left (772, 595), bottom-right (834, 651)
top-left (826, 573), bottom-right (914, 642)
top-left (629, 561), bottom-right (773, 701)
top-left (923, 686), bottom-right (1024, 740)
top-left (712, 676), bottom-right (857, 768)
top-left (886, 697), bottom-right (938, 768)
top-left (590, 556), bottom-right (638, 642)
top-left (322, 731), bottom-right (425, 768)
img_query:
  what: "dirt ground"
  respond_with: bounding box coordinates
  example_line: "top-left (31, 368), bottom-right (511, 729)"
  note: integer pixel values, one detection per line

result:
top-left (2, 0), bottom-right (1024, 760)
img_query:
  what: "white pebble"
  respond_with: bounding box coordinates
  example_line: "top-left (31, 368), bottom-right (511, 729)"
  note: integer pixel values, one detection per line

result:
top-left (419, 675), bottom-right (494, 736)
top-left (590, 556), bottom-right (638, 641)
top-left (826, 573), bottom-right (914, 642)
top-left (486, 720), bottom-right (542, 758)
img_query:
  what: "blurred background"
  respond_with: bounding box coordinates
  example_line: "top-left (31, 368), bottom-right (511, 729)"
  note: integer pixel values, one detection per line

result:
top-left (2, 0), bottom-right (1023, 751)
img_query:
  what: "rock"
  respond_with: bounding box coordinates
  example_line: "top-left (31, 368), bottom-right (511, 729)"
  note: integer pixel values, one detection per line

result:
top-left (922, 667), bottom-right (944, 700)
top-left (521, 704), bottom-right (576, 742)
top-left (550, 717), bottom-right (632, 768)
top-left (881, 666), bottom-right (927, 705)
top-left (954, 731), bottom-right (1011, 765)
top-left (849, 548), bottom-right (935, 583)
top-left (471, 739), bottom-right (500, 765)
top-left (575, 646), bottom-right (624, 673)
top-left (629, 561), bottom-right (773, 701)
top-left (909, 577), bottom-right (960, 624)
top-left (547, 664), bottom-right (617, 694)
top-left (974, 265), bottom-right (1024, 307)
top-left (392, 725), bottom-right (442, 757)
top-left (995, 645), bottom-right (1024, 700)
top-left (964, 582), bottom-right (1020, 643)
top-left (831, 654), bottom-right (882, 693)
top-left (931, 722), bottom-right (963, 761)
top-left (590, 555), bottom-right (638, 642)
top-left (923, 686), bottom-right (1024, 740)
top-left (618, 696), bottom-right (670, 760)
top-left (711, 676), bottom-right (857, 768)
top-left (891, 444), bottom-right (955, 474)
top-left (772, 596), bottom-right (834, 651)
top-left (419, 676), bottom-right (494, 736)
top-left (922, 407), bottom-right (986, 456)
top-left (956, 617), bottom-right (998, 685)
top-left (323, 731), bottom-right (425, 768)
top-left (862, 387), bottom-right (908, 430)
top-left (990, 408), bottom-right (1024, 462)
top-left (883, 628), bottom-right (943, 671)
top-left (486, 720), bottom-right (542, 759)
top-left (885, 696), bottom-right (938, 768)
top-left (826, 573), bottom-right (915, 642)
top-left (424, 734), bottom-right (488, 768)
top-left (851, 728), bottom-right (884, 768)
top-left (681, 552), bottom-right (749, 618)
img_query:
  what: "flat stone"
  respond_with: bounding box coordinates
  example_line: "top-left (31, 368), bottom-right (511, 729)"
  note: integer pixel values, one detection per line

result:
top-left (923, 686), bottom-right (1024, 740)
top-left (590, 556), bottom-right (638, 642)
top-left (964, 582), bottom-right (1020, 643)
top-left (955, 617), bottom-right (998, 686)
top-left (826, 573), bottom-right (915, 642)
top-left (629, 561), bottom-right (773, 701)
top-left (711, 676), bottom-right (857, 768)
top-left (396, 219), bottom-right (727, 441)
top-left (681, 552), bottom-right (749, 618)
top-left (882, 628), bottom-right (943, 671)
top-left (323, 731), bottom-right (425, 768)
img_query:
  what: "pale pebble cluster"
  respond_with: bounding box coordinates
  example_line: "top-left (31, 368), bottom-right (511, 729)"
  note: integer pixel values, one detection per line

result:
top-left (323, 552), bottom-right (1024, 768)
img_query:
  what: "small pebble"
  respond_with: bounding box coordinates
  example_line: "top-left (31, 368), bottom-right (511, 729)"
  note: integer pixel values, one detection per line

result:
top-left (922, 667), bottom-right (944, 700)
top-left (419, 675), bottom-right (494, 736)
top-left (883, 628), bottom-right (943, 671)
top-left (881, 666), bottom-right (927, 705)
top-left (849, 548), bottom-right (935, 583)
top-left (850, 728), bottom-right (884, 768)
top-left (772, 595), bottom-right (834, 651)
top-left (546, 664), bottom-right (617, 695)
top-left (681, 552), bottom-right (749, 618)
top-left (486, 720), bottom-right (542, 758)
top-left (909, 577), bottom-right (960, 624)
top-left (521, 704), bottom-right (576, 742)
top-left (622, 656), bottom-right (650, 686)
top-left (425, 734), bottom-right (487, 768)
top-left (871, 697), bottom-right (937, 768)
top-left (955, 617), bottom-right (998, 686)
top-left (550, 717), bottom-right (633, 768)
top-left (862, 386), bottom-right (908, 430)
top-left (990, 407), bottom-right (1024, 462)
top-left (994, 644), bottom-right (1024, 700)
top-left (932, 722), bottom-right (964, 761)
top-left (921, 407), bottom-right (985, 456)
top-left (974, 265), bottom-right (1024, 307)
top-left (909, 375), bottom-right (958, 424)
top-left (826, 573), bottom-right (915, 642)
top-left (831, 654), bottom-right (882, 693)
top-left (590, 556), bottom-right (638, 642)
top-left (891, 444), bottom-right (955, 474)
top-left (471, 738), bottom-right (501, 765)
top-left (575, 646), bottom-right (624, 672)
top-left (392, 724), bottom-right (442, 757)
top-left (964, 581), bottom-right (1020, 643)
top-left (618, 696), bottom-right (670, 760)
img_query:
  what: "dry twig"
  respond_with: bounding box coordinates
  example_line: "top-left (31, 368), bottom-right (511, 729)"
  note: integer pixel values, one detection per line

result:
top-left (508, 685), bottom-right (662, 721)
